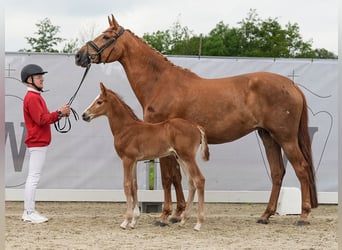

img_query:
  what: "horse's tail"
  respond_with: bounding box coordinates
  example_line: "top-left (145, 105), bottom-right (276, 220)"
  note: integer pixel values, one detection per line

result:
top-left (198, 126), bottom-right (210, 161)
top-left (295, 85), bottom-right (318, 208)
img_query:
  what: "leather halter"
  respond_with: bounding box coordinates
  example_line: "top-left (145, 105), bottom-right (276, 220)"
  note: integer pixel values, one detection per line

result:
top-left (86, 26), bottom-right (125, 63)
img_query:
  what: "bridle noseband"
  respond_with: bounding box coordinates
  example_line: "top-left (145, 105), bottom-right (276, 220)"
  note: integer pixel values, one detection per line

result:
top-left (86, 26), bottom-right (125, 63)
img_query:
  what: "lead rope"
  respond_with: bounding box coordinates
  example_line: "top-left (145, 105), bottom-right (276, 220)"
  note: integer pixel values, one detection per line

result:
top-left (54, 64), bottom-right (91, 133)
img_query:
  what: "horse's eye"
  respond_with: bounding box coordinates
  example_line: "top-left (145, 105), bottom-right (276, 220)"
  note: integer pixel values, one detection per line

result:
top-left (96, 101), bottom-right (103, 105)
top-left (103, 35), bottom-right (110, 40)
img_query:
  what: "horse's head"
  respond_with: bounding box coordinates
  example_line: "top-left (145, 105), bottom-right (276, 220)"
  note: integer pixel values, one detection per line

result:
top-left (82, 82), bottom-right (109, 122)
top-left (75, 15), bottom-right (125, 67)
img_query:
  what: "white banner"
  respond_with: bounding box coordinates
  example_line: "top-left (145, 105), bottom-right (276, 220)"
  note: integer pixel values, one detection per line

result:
top-left (5, 53), bottom-right (338, 192)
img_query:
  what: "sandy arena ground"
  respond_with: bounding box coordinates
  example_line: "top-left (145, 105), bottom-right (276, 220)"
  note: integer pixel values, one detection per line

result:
top-left (5, 201), bottom-right (337, 250)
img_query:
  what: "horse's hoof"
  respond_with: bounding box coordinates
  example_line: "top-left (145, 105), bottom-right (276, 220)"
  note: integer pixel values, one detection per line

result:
top-left (193, 223), bottom-right (201, 231)
top-left (296, 220), bottom-right (310, 226)
top-left (154, 220), bottom-right (169, 227)
top-left (169, 217), bottom-right (181, 224)
top-left (120, 221), bottom-right (128, 229)
top-left (256, 218), bottom-right (269, 224)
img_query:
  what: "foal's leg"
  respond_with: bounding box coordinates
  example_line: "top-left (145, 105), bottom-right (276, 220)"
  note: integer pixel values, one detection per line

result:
top-left (157, 156), bottom-right (186, 226)
top-left (120, 158), bottom-right (135, 229)
top-left (257, 130), bottom-right (285, 224)
top-left (129, 162), bottom-right (140, 228)
top-left (179, 165), bottom-right (194, 225)
top-left (179, 159), bottom-right (205, 231)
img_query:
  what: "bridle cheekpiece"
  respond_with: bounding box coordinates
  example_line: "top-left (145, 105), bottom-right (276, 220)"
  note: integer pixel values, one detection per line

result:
top-left (86, 26), bottom-right (125, 63)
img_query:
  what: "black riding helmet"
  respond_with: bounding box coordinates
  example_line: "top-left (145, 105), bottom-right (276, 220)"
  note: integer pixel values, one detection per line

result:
top-left (21, 64), bottom-right (48, 83)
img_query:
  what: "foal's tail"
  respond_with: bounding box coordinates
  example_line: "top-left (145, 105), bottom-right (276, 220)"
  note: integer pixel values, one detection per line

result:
top-left (295, 85), bottom-right (318, 208)
top-left (198, 126), bottom-right (210, 161)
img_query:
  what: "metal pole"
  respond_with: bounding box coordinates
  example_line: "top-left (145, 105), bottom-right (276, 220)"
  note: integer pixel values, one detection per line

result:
top-left (0, 2), bottom-right (5, 248)
top-left (198, 33), bottom-right (202, 59)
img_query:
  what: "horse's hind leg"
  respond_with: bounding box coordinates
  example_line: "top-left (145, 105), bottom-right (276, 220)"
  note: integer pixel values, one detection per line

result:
top-left (257, 129), bottom-right (285, 224)
top-left (281, 141), bottom-right (312, 225)
top-left (157, 156), bottom-right (186, 226)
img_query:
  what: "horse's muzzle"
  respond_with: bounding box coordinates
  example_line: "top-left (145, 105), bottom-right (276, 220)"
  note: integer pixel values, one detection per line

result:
top-left (75, 50), bottom-right (90, 67)
top-left (82, 112), bottom-right (92, 122)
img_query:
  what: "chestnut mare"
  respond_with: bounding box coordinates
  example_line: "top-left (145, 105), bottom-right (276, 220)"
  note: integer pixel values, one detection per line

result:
top-left (82, 82), bottom-right (209, 231)
top-left (75, 15), bottom-right (318, 226)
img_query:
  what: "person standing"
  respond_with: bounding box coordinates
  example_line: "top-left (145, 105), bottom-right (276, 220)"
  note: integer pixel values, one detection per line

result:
top-left (20, 64), bottom-right (70, 223)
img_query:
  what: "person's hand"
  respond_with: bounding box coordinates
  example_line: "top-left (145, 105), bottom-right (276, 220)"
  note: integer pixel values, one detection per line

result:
top-left (59, 104), bottom-right (71, 117)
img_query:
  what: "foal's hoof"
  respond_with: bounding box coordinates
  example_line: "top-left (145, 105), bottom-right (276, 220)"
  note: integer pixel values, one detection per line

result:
top-left (120, 221), bottom-right (128, 229)
top-left (256, 218), bottom-right (269, 224)
top-left (169, 217), bottom-right (181, 224)
top-left (154, 220), bottom-right (169, 227)
top-left (193, 223), bottom-right (201, 231)
top-left (296, 220), bottom-right (310, 226)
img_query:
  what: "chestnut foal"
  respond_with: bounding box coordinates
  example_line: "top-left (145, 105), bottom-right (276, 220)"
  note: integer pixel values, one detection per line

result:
top-left (82, 82), bottom-right (209, 231)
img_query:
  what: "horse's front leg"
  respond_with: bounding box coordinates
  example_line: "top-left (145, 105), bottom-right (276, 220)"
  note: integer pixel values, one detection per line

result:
top-left (165, 156), bottom-right (186, 223)
top-left (120, 158), bottom-right (135, 229)
top-left (129, 162), bottom-right (140, 228)
top-left (171, 159), bottom-right (186, 223)
top-left (156, 157), bottom-right (173, 226)
top-left (157, 156), bottom-right (186, 226)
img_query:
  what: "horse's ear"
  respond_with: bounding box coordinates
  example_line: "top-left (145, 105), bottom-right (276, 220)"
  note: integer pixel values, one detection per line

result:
top-left (100, 82), bottom-right (107, 95)
top-left (108, 14), bottom-right (119, 29)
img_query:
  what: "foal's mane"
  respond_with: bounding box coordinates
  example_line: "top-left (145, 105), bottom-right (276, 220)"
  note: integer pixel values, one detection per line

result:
top-left (125, 29), bottom-right (199, 78)
top-left (106, 88), bottom-right (141, 121)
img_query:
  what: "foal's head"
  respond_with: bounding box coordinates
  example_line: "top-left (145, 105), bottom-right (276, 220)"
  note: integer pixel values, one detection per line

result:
top-left (82, 82), bottom-right (110, 122)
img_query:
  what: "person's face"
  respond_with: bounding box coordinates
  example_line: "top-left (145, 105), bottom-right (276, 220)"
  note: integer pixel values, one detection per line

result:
top-left (29, 74), bottom-right (44, 88)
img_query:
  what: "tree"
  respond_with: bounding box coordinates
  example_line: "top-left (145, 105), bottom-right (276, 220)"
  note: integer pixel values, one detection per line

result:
top-left (142, 10), bottom-right (337, 59)
top-left (62, 38), bottom-right (79, 54)
top-left (283, 22), bottom-right (313, 58)
top-left (313, 48), bottom-right (337, 59)
top-left (143, 30), bottom-right (172, 54)
top-left (21, 17), bottom-right (79, 54)
top-left (23, 18), bottom-right (65, 53)
top-left (202, 21), bottom-right (243, 56)
top-left (168, 19), bottom-right (193, 55)
top-left (237, 9), bottom-right (315, 58)
top-left (143, 18), bottom-right (195, 55)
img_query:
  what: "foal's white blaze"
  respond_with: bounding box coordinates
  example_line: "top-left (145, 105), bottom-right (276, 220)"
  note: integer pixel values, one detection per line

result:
top-left (82, 94), bottom-right (100, 121)
top-left (83, 94), bottom-right (100, 113)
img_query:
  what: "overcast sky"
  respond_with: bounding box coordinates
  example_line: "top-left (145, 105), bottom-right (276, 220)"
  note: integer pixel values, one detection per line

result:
top-left (5, 0), bottom-right (338, 54)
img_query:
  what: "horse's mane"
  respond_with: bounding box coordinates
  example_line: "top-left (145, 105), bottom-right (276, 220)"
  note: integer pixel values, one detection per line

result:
top-left (126, 29), bottom-right (199, 78)
top-left (106, 88), bottom-right (141, 122)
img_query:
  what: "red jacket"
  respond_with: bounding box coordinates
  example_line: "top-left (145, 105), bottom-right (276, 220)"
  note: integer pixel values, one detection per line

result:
top-left (23, 88), bottom-right (60, 147)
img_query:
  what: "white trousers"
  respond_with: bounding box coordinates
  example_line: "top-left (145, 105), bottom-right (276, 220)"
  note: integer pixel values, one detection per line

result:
top-left (24, 146), bottom-right (48, 212)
